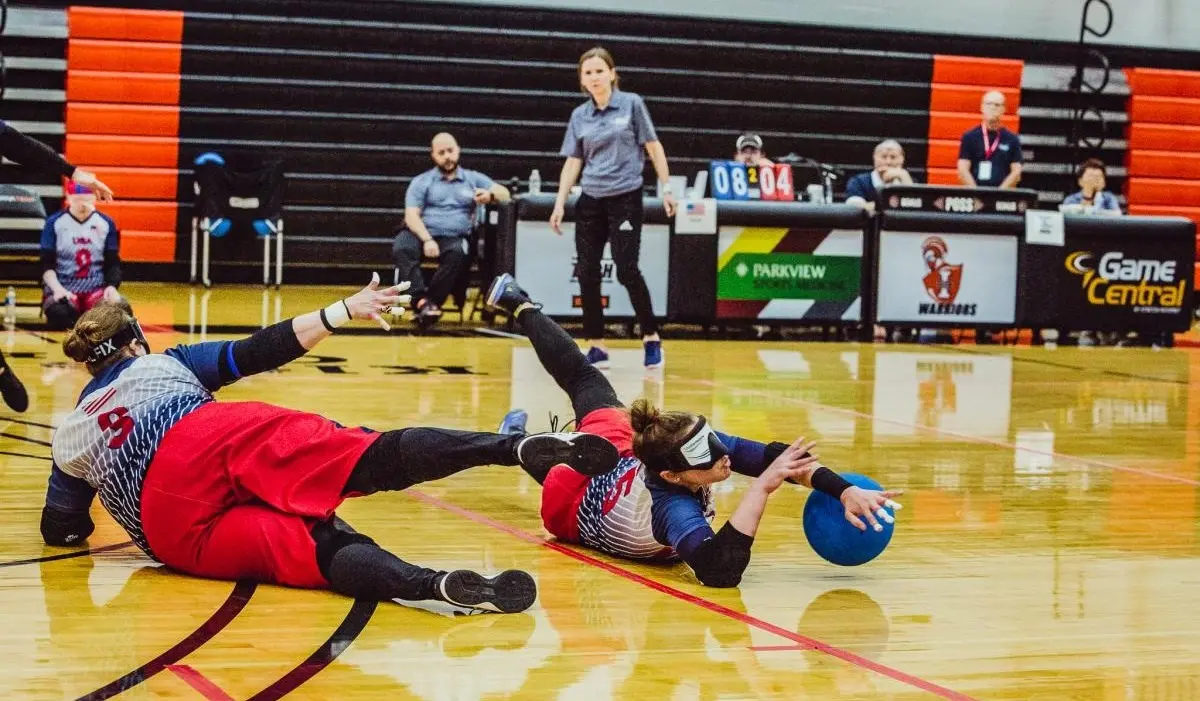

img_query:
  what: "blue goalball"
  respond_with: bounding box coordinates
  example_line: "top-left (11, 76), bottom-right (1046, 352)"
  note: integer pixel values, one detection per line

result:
top-left (803, 473), bottom-right (895, 566)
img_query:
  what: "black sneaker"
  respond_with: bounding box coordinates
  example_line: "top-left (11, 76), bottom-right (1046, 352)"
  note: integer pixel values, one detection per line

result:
top-left (0, 352), bottom-right (28, 413)
top-left (485, 273), bottom-right (538, 316)
top-left (517, 431), bottom-right (619, 477)
top-left (436, 569), bottom-right (537, 613)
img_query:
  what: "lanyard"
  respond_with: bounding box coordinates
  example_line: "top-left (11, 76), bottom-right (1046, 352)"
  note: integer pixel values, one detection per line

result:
top-left (981, 125), bottom-right (1002, 159)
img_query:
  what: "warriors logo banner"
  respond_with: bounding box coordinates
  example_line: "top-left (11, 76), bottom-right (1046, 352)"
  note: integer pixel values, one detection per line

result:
top-left (876, 231), bottom-right (1017, 324)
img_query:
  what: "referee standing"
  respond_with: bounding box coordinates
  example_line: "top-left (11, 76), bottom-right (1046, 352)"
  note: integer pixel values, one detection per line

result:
top-left (549, 47), bottom-right (675, 369)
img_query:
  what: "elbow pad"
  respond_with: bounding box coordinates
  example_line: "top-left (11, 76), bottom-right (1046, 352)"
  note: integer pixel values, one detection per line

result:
top-left (224, 319), bottom-right (306, 381)
top-left (40, 506), bottom-right (95, 546)
top-left (686, 522), bottom-right (754, 588)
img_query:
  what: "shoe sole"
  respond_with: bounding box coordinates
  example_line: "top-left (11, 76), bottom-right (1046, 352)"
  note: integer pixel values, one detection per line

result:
top-left (588, 358), bottom-right (610, 369)
top-left (521, 433), bottom-right (619, 477)
top-left (0, 370), bottom-right (29, 413)
top-left (485, 274), bottom-right (514, 311)
top-left (439, 569), bottom-right (537, 613)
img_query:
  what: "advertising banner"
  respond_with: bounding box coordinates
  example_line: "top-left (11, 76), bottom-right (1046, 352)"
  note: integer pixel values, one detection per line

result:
top-left (716, 227), bottom-right (862, 320)
top-left (876, 231), bottom-right (1018, 324)
top-left (514, 221), bottom-right (669, 317)
top-left (1058, 234), bottom-right (1193, 330)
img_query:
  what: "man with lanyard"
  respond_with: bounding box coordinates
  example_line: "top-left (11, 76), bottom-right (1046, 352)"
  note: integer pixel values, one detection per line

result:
top-left (956, 90), bottom-right (1023, 189)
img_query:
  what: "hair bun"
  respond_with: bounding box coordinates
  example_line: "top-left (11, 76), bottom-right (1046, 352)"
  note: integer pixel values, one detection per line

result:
top-left (629, 398), bottom-right (660, 433)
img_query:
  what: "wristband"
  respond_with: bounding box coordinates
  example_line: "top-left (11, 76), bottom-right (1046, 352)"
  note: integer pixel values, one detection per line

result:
top-left (810, 466), bottom-right (853, 499)
top-left (322, 299), bottom-right (351, 329)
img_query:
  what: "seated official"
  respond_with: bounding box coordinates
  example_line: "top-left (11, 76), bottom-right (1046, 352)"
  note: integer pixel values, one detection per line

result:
top-left (392, 132), bottom-right (510, 322)
top-left (40, 181), bottom-right (126, 330)
top-left (844, 139), bottom-right (914, 211)
top-left (1061, 159), bottom-right (1122, 216)
top-left (733, 132), bottom-right (774, 169)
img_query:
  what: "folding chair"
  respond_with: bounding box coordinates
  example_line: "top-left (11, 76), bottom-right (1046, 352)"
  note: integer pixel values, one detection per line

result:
top-left (190, 152), bottom-right (286, 288)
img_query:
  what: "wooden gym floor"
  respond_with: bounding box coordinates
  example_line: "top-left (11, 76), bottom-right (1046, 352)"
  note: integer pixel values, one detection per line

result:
top-left (2, 282), bottom-right (1199, 700)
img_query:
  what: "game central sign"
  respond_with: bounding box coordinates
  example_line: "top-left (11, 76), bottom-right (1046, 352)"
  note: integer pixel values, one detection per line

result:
top-left (1054, 231), bottom-right (1194, 330)
top-left (1065, 251), bottom-right (1185, 312)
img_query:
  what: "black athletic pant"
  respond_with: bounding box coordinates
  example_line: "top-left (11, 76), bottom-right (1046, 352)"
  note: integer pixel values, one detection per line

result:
top-left (574, 189), bottom-right (658, 339)
top-left (44, 300), bottom-right (80, 331)
top-left (392, 230), bottom-right (468, 307)
top-left (518, 308), bottom-right (622, 421)
top-left (319, 427), bottom-right (521, 602)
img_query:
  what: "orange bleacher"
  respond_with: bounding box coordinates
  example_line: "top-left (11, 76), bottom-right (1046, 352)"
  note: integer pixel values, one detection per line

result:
top-left (64, 7), bottom-right (183, 263)
top-left (925, 56), bottom-right (1023, 185)
top-left (1125, 68), bottom-right (1200, 289)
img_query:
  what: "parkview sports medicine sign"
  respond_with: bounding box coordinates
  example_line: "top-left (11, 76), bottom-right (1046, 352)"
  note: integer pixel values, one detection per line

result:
top-left (716, 227), bottom-right (862, 320)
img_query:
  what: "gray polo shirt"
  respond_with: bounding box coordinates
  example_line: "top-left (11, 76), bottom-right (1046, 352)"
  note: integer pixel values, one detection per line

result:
top-left (560, 89), bottom-right (659, 199)
top-left (405, 166), bottom-right (495, 238)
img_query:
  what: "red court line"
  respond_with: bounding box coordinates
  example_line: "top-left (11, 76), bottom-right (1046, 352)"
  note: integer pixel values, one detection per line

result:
top-left (408, 489), bottom-right (976, 701)
top-left (685, 378), bottom-right (1200, 488)
top-left (167, 665), bottom-right (235, 701)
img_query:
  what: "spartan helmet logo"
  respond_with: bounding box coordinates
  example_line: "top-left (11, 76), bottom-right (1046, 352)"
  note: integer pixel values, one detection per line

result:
top-left (921, 236), bottom-right (963, 304)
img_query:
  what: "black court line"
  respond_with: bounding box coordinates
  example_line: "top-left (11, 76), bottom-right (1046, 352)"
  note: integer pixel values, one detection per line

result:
top-left (1, 431), bottom-right (53, 447)
top-left (76, 580), bottom-right (258, 701)
top-left (0, 415), bottom-right (56, 430)
top-left (0, 449), bottom-right (51, 460)
top-left (19, 328), bottom-right (57, 344)
top-left (0, 541), bottom-right (134, 569)
top-left (244, 599), bottom-right (378, 701)
top-left (946, 345), bottom-right (1190, 385)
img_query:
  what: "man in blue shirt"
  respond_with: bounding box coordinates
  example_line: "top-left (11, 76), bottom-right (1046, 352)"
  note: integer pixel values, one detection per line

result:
top-left (392, 132), bottom-right (509, 322)
top-left (957, 90), bottom-right (1023, 189)
top-left (844, 139), bottom-right (914, 211)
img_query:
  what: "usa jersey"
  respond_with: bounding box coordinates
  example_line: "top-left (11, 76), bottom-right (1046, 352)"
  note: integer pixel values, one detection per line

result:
top-left (576, 457), bottom-right (715, 561)
top-left (51, 343), bottom-right (228, 556)
top-left (40, 209), bottom-right (119, 295)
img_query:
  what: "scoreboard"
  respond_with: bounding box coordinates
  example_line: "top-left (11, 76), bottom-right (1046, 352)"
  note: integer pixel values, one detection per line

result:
top-left (709, 161), bottom-right (796, 201)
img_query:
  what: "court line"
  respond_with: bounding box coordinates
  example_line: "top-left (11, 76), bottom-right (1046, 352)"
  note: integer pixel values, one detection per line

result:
top-left (243, 599), bottom-right (378, 701)
top-left (1, 431), bottom-right (53, 448)
top-left (684, 377), bottom-right (1200, 488)
top-left (408, 489), bottom-right (976, 701)
top-left (0, 449), bottom-right (51, 461)
top-left (945, 345), bottom-right (1189, 385)
top-left (166, 665), bottom-right (235, 701)
top-left (0, 415), bottom-right (57, 430)
top-left (0, 541), bottom-right (134, 569)
top-left (76, 580), bottom-right (258, 701)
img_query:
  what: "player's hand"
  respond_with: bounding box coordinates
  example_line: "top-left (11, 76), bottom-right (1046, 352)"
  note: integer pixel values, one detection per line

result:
top-left (839, 486), bottom-right (903, 532)
top-left (70, 168), bottom-right (113, 202)
top-left (422, 239), bottom-right (440, 258)
top-left (343, 272), bottom-right (411, 331)
top-left (54, 288), bottom-right (77, 304)
top-left (473, 188), bottom-right (494, 204)
top-left (102, 286), bottom-right (121, 304)
top-left (754, 436), bottom-right (819, 495)
top-left (549, 203), bottom-right (565, 234)
top-left (663, 193), bottom-right (677, 218)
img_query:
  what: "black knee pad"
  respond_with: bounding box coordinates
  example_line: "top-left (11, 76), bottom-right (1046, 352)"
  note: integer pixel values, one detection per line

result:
top-left (311, 517), bottom-right (377, 580)
top-left (44, 302), bottom-right (78, 331)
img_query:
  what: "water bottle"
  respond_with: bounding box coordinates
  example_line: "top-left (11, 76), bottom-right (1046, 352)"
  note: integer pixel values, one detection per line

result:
top-left (4, 286), bottom-right (15, 325)
top-left (528, 169), bottom-right (542, 195)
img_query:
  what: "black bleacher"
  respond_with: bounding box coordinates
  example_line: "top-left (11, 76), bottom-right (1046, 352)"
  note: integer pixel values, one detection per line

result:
top-left (21, 0), bottom-right (1176, 278)
top-left (160, 2), bottom-right (936, 267)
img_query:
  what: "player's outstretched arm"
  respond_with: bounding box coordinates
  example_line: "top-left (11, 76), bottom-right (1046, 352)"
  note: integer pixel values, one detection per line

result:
top-left (717, 431), bottom-right (903, 533)
top-left (205, 274), bottom-right (411, 385)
